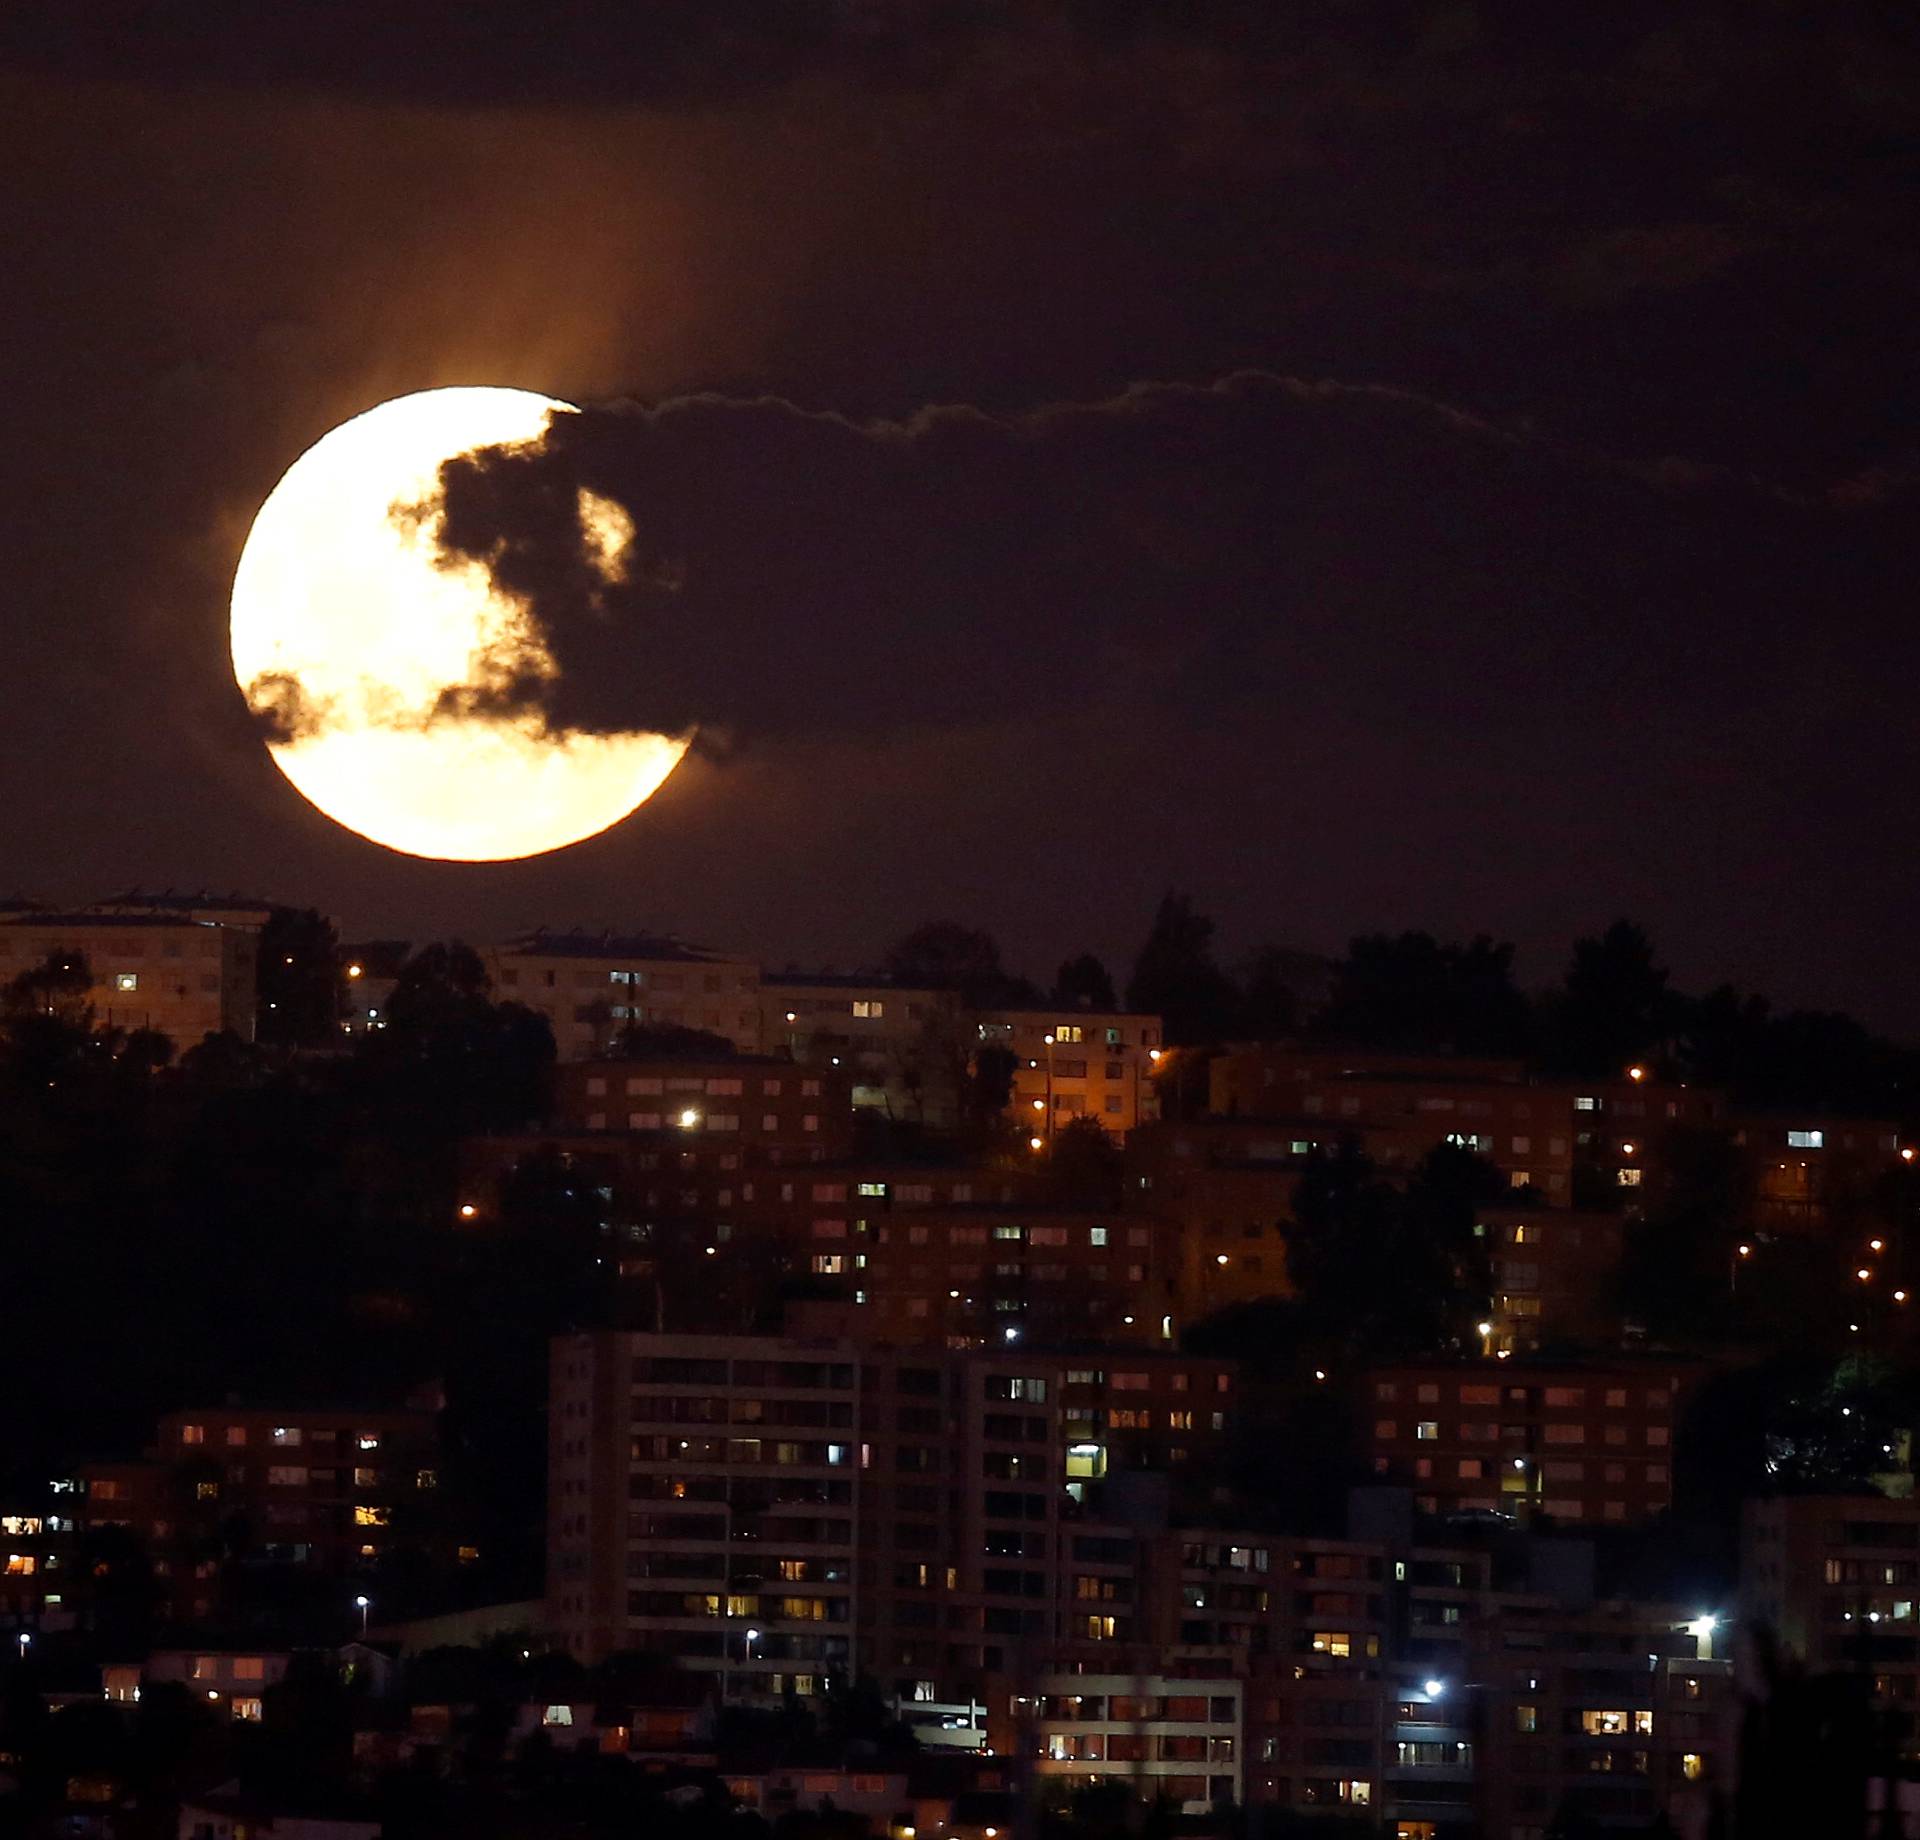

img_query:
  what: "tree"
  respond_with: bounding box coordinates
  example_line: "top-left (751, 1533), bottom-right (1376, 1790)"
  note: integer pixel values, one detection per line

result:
top-left (1286, 1141), bottom-right (1496, 1358)
top-left (1052, 953), bottom-right (1116, 1012)
top-left (1042, 1114), bottom-right (1123, 1208)
top-left (358, 942), bottom-right (554, 1140)
top-left (1316, 932), bottom-right (1530, 1054)
top-left (883, 922), bottom-right (1027, 1007)
top-left (1537, 919), bottom-right (1673, 1076)
top-left (256, 906), bottom-right (343, 1048)
top-left (1126, 893), bottom-right (1237, 1045)
top-left (4, 949), bottom-right (93, 1026)
top-left (1237, 944), bottom-right (1320, 1040)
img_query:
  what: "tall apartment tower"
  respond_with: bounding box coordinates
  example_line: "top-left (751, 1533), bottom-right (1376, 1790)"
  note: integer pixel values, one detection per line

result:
top-left (547, 1332), bottom-right (1234, 1700)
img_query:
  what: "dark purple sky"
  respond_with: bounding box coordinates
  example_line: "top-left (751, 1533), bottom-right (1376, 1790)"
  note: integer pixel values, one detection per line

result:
top-left (2, 4), bottom-right (1917, 1022)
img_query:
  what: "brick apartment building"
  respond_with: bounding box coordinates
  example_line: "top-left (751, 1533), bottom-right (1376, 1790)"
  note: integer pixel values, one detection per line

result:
top-left (1743, 1492), bottom-right (1920, 1751)
top-left (79, 1400), bottom-right (448, 1622)
top-left (818, 1204), bottom-right (1180, 1350)
top-left (757, 973), bottom-right (955, 1121)
top-left (1207, 1049), bottom-right (1582, 1203)
top-left (1730, 1115), bottom-right (1908, 1235)
top-left (1367, 1360), bottom-right (1700, 1527)
top-left (1481, 1205), bottom-right (1627, 1352)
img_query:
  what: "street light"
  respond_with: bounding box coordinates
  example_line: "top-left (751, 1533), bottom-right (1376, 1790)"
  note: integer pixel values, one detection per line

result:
top-left (355, 1594), bottom-right (370, 1636)
top-left (1423, 1678), bottom-right (1445, 1699)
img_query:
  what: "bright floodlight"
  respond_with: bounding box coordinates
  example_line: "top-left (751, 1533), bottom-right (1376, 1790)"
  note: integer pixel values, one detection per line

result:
top-left (1423, 1678), bottom-right (1445, 1698)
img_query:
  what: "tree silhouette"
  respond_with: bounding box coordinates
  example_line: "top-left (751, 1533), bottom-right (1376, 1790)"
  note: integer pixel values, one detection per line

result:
top-left (1052, 953), bottom-right (1116, 1012)
top-left (1126, 892), bottom-right (1236, 1045)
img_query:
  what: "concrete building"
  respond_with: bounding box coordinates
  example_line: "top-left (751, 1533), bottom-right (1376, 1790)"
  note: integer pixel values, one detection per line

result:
top-left (1011, 1674), bottom-right (1244, 1813)
top-left (980, 1007), bottom-right (1164, 1142)
top-left (547, 1333), bottom-right (1236, 1699)
top-left (0, 911), bottom-right (258, 1052)
top-left (487, 929), bottom-right (762, 1059)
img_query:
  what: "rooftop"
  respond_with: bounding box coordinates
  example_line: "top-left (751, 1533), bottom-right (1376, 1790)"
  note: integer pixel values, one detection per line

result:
top-left (499, 927), bottom-right (736, 965)
top-left (2, 910), bottom-right (231, 930)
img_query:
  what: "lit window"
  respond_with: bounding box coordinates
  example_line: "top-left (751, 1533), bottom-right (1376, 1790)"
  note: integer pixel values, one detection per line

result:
top-left (852, 1000), bottom-right (884, 1019)
top-left (354, 1505), bottom-right (390, 1527)
top-left (4, 1555), bottom-right (35, 1576)
top-left (270, 1427), bottom-right (302, 1447)
top-left (114, 973), bottom-right (138, 992)
top-left (1575, 1096), bottom-right (1596, 1111)
top-left (232, 1697), bottom-right (263, 1722)
top-left (543, 1704), bottom-right (575, 1727)
top-left (1682, 1752), bottom-right (1705, 1781)
top-left (1787, 1129), bottom-right (1824, 1148)
top-left (179, 1425), bottom-right (205, 1446)
top-left (1414, 1422), bottom-right (1439, 1441)
top-left (1515, 1704), bottom-right (1537, 1732)
top-left (1617, 1168), bottom-right (1643, 1187)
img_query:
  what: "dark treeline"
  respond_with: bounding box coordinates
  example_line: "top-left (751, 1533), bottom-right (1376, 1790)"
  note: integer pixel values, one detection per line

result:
top-left (963, 898), bottom-right (1920, 1118)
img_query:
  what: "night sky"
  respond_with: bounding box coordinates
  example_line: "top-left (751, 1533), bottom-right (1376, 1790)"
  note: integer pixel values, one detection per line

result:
top-left (4, 4), bottom-right (1917, 1021)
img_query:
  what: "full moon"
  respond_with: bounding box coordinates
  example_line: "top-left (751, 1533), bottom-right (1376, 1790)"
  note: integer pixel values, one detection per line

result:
top-left (230, 386), bottom-right (687, 860)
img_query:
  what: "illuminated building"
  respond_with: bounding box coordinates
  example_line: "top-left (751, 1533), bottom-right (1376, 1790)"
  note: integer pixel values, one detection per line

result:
top-left (1365, 1359), bottom-right (1702, 1527)
top-left (0, 910), bottom-right (259, 1052)
top-left (488, 928), bottom-right (762, 1059)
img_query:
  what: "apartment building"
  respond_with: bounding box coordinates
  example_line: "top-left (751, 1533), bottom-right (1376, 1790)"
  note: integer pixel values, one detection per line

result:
top-left (547, 1333), bottom-right (1236, 1698)
top-left (758, 974), bottom-right (955, 1120)
top-left (0, 1498), bottom-right (79, 1634)
top-left (487, 929), bottom-right (762, 1059)
top-left (1743, 1493), bottom-right (1920, 1751)
top-left (1123, 1121), bottom-right (1302, 1318)
top-left (832, 1205), bottom-right (1179, 1350)
top-left (0, 911), bottom-right (258, 1051)
top-left (1730, 1115), bottom-right (1907, 1235)
top-left (1010, 1674), bottom-right (1244, 1813)
top-left (981, 1008), bottom-right (1164, 1142)
top-left (80, 1401), bottom-right (447, 1622)
top-left (1480, 1206), bottom-right (1626, 1352)
top-left (1367, 1360), bottom-right (1699, 1528)
top-left (1208, 1049), bottom-right (1580, 1203)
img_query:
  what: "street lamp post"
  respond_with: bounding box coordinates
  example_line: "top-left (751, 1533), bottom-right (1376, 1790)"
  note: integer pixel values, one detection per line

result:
top-left (354, 1594), bottom-right (370, 1638)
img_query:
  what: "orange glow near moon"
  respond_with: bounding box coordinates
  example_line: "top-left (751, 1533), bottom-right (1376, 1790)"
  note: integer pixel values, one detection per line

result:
top-left (230, 387), bottom-right (687, 860)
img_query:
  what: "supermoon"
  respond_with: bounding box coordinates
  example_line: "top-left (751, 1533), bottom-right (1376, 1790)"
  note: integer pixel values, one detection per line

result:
top-left (230, 386), bottom-right (687, 860)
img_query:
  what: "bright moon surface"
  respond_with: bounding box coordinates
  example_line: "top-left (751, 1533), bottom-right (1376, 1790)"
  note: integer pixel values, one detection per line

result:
top-left (230, 386), bottom-right (687, 860)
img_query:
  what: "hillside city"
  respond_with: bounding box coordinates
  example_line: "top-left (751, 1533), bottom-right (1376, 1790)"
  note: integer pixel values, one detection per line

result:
top-left (2, 889), bottom-right (1916, 1840)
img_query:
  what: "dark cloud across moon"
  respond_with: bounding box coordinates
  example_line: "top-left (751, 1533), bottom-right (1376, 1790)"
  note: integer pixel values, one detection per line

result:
top-left (406, 372), bottom-right (1912, 768)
